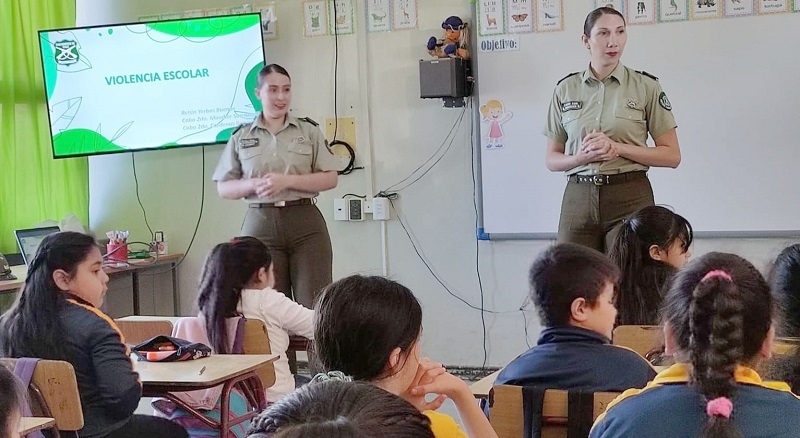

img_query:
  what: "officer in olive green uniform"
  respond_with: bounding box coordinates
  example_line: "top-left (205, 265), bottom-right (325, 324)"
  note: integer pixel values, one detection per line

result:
top-left (544, 62), bottom-right (677, 252)
top-left (213, 114), bottom-right (341, 308)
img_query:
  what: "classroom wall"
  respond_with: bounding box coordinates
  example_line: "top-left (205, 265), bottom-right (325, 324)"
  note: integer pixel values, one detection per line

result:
top-left (78, 0), bottom-right (799, 367)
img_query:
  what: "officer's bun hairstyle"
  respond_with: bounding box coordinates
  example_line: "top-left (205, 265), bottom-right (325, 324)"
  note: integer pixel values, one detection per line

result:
top-left (529, 243), bottom-right (619, 328)
top-left (584, 6), bottom-right (626, 37)
top-left (662, 252), bottom-right (774, 438)
top-left (258, 63), bottom-right (291, 88)
top-left (245, 380), bottom-right (434, 438)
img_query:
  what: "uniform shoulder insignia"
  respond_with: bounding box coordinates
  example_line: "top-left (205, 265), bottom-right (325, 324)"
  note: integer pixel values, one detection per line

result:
top-left (636, 70), bottom-right (659, 81)
top-left (299, 117), bottom-right (319, 127)
top-left (556, 72), bottom-right (579, 85)
top-left (231, 123), bottom-right (248, 135)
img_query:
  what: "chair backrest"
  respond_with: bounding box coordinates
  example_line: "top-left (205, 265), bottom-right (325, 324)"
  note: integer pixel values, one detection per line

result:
top-left (114, 319), bottom-right (174, 345)
top-left (242, 318), bottom-right (276, 389)
top-left (612, 325), bottom-right (662, 359)
top-left (489, 385), bottom-right (619, 438)
top-left (0, 358), bottom-right (84, 431)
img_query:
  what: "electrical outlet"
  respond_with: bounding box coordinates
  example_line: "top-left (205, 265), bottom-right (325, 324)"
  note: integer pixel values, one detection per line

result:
top-left (348, 198), bottom-right (364, 221)
top-left (373, 197), bottom-right (390, 221)
top-left (334, 198), bottom-right (348, 221)
top-left (363, 200), bottom-right (373, 214)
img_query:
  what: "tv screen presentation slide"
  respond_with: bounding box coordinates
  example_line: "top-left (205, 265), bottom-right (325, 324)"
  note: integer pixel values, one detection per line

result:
top-left (39, 14), bottom-right (265, 158)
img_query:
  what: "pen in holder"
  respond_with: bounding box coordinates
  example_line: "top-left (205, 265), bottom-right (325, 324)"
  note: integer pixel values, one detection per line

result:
top-left (107, 242), bottom-right (128, 262)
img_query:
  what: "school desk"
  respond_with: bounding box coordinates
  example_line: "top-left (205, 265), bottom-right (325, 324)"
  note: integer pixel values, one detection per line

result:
top-left (0, 254), bottom-right (183, 316)
top-left (135, 353), bottom-right (277, 435)
top-left (19, 417), bottom-right (56, 435)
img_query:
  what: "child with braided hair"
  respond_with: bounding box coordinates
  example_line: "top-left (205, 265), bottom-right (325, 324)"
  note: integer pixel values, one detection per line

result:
top-left (591, 252), bottom-right (800, 438)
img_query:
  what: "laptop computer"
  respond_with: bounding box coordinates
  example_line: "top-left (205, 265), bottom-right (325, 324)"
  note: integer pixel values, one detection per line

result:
top-left (14, 226), bottom-right (61, 266)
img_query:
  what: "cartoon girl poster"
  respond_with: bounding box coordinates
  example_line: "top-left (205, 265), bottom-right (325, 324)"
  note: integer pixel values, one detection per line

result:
top-left (480, 99), bottom-right (512, 149)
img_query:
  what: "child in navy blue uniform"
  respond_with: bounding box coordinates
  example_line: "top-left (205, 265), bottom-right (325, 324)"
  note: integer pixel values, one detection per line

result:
top-left (591, 252), bottom-right (800, 438)
top-left (495, 243), bottom-right (655, 391)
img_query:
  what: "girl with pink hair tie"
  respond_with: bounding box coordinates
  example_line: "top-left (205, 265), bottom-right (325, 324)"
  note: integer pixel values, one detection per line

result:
top-left (590, 252), bottom-right (800, 438)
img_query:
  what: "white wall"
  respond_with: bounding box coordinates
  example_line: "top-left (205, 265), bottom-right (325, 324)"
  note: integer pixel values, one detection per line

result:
top-left (78, 0), bottom-right (800, 367)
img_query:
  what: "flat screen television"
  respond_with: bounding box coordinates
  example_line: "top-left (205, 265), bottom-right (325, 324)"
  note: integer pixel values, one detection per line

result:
top-left (38, 13), bottom-right (266, 159)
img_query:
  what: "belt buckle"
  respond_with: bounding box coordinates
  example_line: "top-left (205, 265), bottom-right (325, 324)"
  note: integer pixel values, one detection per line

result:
top-left (274, 201), bottom-right (286, 207)
top-left (592, 175), bottom-right (607, 186)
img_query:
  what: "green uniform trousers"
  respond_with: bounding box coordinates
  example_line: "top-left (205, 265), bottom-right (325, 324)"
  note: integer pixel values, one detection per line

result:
top-left (242, 203), bottom-right (332, 308)
top-left (556, 173), bottom-right (654, 253)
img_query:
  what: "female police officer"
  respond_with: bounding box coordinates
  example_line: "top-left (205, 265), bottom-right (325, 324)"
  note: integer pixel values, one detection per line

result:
top-left (544, 6), bottom-right (681, 253)
top-left (213, 64), bottom-right (340, 307)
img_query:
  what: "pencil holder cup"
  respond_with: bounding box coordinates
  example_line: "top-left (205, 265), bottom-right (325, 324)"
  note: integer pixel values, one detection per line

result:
top-left (107, 243), bottom-right (128, 262)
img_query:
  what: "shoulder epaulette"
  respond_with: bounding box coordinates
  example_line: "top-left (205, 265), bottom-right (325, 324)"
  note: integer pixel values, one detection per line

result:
top-left (635, 70), bottom-right (659, 81)
top-left (231, 123), bottom-right (248, 135)
top-left (299, 116), bottom-right (318, 127)
top-left (556, 72), bottom-right (579, 85)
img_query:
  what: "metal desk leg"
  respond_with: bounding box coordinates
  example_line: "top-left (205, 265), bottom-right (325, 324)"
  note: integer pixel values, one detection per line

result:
top-left (131, 272), bottom-right (140, 316)
top-left (172, 261), bottom-right (180, 316)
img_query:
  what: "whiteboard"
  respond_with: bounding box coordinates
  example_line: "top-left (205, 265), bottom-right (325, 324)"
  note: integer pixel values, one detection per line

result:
top-left (476, 0), bottom-right (800, 236)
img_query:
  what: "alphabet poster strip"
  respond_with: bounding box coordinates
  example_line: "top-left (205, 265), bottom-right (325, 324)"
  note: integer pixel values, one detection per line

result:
top-left (724, 0), bottom-right (755, 16)
top-left (330, 0), bottom-right (355, 35)
top-left (258, 3), bottom-right (278, 41)
top-left (478, 0), bottom-right (506, 36)
top-left (757, 0), bottom-right (789, 13)
top-left (229, 4), bottom-right (253, 14)
top-left (535, 0), bottom-right (564, 32)
top-left (393, 0), bottom-right (418, 30)
top-left (691, 0), bottom-right (722, 19)
top-left (366, 0), bottom-right (391, 32)
top-left (794, 0), bottom-right (800, 11)
top-left (303, 0), bottom-right (329, 37)
top-left (626, 0), bottom-right (657, 24)
top-left (507, 0), bottom-right (534, 33)
top-left (658, 0), bottom-right (689, 21)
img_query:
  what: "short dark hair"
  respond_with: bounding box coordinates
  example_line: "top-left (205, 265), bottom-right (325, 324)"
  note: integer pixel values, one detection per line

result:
top-left (0, 365), bottom-right (24, 435)
top-left (583, 6), bottom-right (626, 37)
top-left (769, 243), bottom-right (800, 336)
top-left (246, 380), bottom-right (434, 438)
top-left (662, 252), bottom-right (774, 438)
top-left (257, 63), bottom-right (291, 88)
top-left (314, 275), bottom-right (422, 381)
top-left (530, 243), bottom-right (619, 327)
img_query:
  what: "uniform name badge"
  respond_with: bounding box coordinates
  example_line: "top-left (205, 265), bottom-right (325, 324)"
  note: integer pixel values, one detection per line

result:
top-left (240, 138), bottom-right (260, 148)
top-left (561, 101), bottom-right (582, 112)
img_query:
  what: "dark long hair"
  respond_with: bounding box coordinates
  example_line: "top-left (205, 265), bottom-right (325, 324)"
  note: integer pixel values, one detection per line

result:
top-left (662, 252), bottom-right (773, 438)
top-left (196, 236), bottom-right (272, 354)
top-left (0, 231), bottom-right (97, 360)
top-left (583, 6), bottom-right (625, 36)
top-left (767, 244), bottom-right (800, 392)
top-left (609, 206), bottom-right (693, 325)
top-left (247, 380), bottom-right (434, 438)
top-left (314, 275), bottom-right (422, 381)
top-left (0, 365), bottom-right (24, 437)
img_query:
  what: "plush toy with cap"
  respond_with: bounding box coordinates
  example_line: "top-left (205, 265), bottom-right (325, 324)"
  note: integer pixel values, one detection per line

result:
top-left (426, 16), bottom-right (469, 59)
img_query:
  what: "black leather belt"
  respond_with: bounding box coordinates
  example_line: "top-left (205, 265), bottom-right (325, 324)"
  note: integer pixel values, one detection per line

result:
top-left (569, 171), bottom-right (647, 186)
top-left (249, 198), bottom-right (313, 208)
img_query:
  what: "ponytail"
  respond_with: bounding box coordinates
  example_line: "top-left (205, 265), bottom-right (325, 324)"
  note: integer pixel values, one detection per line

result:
top-left (196, 237), bottom-right (272, 353)
top-left (689, 270), bottom-right (743, 438)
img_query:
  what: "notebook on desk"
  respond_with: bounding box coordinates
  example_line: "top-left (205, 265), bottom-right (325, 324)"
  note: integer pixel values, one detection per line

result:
top-left (14, 226), bottom-right (61, 267)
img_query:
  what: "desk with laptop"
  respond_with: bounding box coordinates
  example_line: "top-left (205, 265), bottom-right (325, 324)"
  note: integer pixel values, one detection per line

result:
top-left (0, 227), bottom-right (182, 317)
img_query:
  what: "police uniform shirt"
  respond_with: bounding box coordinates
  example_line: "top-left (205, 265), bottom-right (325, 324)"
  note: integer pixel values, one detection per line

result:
top-left (544, 62), bottom-right (677, 176)
top-left (213, 114), bottom-right (341, 202)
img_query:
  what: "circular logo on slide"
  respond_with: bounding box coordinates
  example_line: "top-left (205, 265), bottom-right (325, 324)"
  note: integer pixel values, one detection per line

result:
top-left (54, 40), bottom-right (79, 66)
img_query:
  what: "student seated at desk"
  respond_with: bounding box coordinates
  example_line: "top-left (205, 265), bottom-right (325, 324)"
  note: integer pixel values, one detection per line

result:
top-left (199, 236), bottom-right (313, 403)
top-left (763, 243), bottom-right (800, 392)
top-left (314, 275), bottom-right (498, 438)
top-left (246, 380), bottom-right (434, 438)
top-left (495, 243), bottom-right (655, 391)
top-left (0, 232), bottom-right (188, 438)
top-left (590, 252), bottom-right (800, 438)
top-left (0, 365), bottom-right (23, 438)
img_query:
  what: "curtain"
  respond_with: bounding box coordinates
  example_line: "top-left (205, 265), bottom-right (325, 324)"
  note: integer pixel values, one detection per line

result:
top-left (0, 0), bottom-right (87, 254)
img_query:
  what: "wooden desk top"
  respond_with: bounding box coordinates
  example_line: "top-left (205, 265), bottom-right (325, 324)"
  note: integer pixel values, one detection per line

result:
top-left (0, 254), bottom-right (183, 293)
top-left (117, 315), bottom-right (183, 324)
top-left (470, 370), bottom-right (500, 398)
top-left (19, 417), bottom-right (56, 434)
top-left (135, 354), bottom-right (277, 388)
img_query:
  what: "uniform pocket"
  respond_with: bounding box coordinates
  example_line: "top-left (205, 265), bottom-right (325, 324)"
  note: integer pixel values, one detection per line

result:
top-left (614, 107), bottom-right (645, 122)
top-left (239, 146), bottom-right (263, 160)
top-left (288, 142), bottom-right (313, 156)
top-left (561, 111), bottom-right (581, 127)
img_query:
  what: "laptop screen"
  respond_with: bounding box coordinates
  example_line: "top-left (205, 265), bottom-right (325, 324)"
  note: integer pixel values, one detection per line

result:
top-left (15, 226), bottom-right (62, 266)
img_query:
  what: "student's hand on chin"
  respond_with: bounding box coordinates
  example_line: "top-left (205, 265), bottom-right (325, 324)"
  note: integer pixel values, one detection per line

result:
top-left (402, 358), bottom-right (448, 411)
